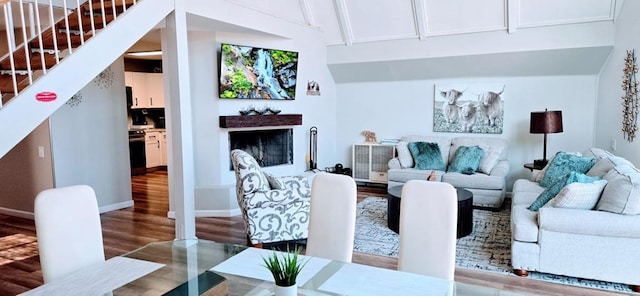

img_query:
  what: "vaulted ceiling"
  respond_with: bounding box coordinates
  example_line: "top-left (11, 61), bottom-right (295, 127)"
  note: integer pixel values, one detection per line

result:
top-left (228, 0), bottom-right (621, 46)
top-left (132, 0), bottom-right (624, 81)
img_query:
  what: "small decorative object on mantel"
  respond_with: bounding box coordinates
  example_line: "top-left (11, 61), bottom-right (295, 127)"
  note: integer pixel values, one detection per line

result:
top-left (622, 49), bottom-right (639, 142)
top-left (262, 247), bottom-right (308, 296)
top-left (306, 80), bottom-right (320, 96)
top-left (239, 104), bottom-right (281, 115)
top-left (362, 130), bottom-right (377, 143)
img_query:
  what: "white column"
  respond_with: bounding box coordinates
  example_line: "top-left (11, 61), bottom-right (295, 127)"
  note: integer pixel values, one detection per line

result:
top-left (161, 4), bottom-right (196, 240)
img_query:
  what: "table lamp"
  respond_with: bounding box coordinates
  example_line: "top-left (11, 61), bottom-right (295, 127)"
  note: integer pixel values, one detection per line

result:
top-left (530, 109), bottom-right (563, 167)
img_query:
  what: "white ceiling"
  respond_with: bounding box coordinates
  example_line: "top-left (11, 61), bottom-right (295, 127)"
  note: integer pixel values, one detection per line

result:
top-left (128, 0), bottom-right (622, 79)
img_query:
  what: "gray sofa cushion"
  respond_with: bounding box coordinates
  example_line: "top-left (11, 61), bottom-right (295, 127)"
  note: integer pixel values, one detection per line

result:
top-left (387, 168), bottom-right (444, 183)
top-left (513, 179), bottom-right (545, 194)
top-left (441, 172), bottom-right (504, 190)
top-left (587, 156), bottom-right (634, 177)
top-left (512, 204), bottom-right (539, 242)
top-left (597, 165), bottom-right (640, 215)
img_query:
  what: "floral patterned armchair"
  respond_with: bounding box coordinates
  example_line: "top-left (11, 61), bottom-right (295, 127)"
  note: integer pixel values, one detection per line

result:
top-left (230, 149), bottom-right (311, 246)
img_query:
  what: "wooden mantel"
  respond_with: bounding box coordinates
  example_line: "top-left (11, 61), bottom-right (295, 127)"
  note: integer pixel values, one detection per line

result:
top-left (219, 114), bottom-right (302, 128)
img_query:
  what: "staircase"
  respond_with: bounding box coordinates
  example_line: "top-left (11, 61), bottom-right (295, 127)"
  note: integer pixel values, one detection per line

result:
top-left (0, 0), bottom-right (174, 159)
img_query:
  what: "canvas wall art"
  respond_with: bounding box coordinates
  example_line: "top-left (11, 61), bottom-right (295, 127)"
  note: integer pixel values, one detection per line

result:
top-left (433, 83), bottom-right (505, 134)
top-left (219, 43), bottom-right (298, 100)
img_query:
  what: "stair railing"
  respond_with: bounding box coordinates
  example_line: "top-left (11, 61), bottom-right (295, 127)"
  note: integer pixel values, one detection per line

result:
top-left (0, 0), bottom-right (138, 109)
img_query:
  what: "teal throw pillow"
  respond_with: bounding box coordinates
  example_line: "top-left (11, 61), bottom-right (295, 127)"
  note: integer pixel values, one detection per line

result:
top-left (539, 152), bottom-right (597, 188)
top-left (529, 171), bottom-right (602, 211)
top-left (448, 146), bottom-right (485, 175)
top-left (408, 142), bottom-right (445, 171)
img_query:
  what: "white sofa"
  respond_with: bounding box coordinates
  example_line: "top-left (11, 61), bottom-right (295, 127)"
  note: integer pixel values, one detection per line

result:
top-left (387, 135), bottom-right (509, 209)
top-left (510, 149), bottom-right (640, 289)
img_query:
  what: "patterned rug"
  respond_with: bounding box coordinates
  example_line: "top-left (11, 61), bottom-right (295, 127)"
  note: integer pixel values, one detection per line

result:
top-left (354, 197), bottom-right (633, 293)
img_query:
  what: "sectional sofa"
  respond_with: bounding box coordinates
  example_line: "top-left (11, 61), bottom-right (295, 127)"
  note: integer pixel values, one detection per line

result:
top-left (387, 135), bottom-right (509, 209)
top-left (510, 148), bottom-right (640, 290)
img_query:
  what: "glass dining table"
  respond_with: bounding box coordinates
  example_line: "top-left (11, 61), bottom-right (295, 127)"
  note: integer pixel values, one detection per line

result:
top-left (21, 239), bottom-right (523, 296)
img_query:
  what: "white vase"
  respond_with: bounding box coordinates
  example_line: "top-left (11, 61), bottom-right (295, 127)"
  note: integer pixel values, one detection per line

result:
top-left (274, 284), bottom-right (297, 296)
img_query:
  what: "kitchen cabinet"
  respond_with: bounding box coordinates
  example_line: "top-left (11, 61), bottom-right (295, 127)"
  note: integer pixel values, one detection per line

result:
top-left (145, 131), bottom-right (162, 168)
top-left (125, 72), bottom-right (165, 109)
top-left (160, 131), bottom-right (167, 166)
top-left (146, 73), bottom-right (165, 108)
top-left (145, 131), bottom-right (167, 168)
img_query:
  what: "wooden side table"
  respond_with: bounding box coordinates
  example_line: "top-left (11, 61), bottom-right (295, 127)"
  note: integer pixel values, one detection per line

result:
top-left (523, 163), bottom-right (545, 171)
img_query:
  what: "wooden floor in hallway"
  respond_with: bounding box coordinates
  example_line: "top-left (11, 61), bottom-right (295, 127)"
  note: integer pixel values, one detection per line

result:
top-left (0, 170), bottom-right (627, 295)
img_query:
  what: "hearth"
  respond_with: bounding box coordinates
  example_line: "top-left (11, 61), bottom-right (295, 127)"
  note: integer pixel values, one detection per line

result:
top-left (229, 129), bottom-right (293, 169)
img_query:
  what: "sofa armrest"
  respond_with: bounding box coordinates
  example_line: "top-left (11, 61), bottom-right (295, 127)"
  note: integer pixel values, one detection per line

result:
top-left (388, 157), bottom-right (402, 169)
top-left (244, 189), bottom-right (308, 209)
top-left (489, 160), bottom-right (509, 177)
top-left (531, 170), bottom-right (543, 182)
top-left (539, 207), bottom-right (640, 239)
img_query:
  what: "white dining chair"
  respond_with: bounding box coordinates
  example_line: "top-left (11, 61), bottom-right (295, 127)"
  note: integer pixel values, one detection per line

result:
top-left (397, 180), bottom-right (458, 280)
top-left (306, 173), bottom-right (358, 262)
top-left (34, 185), bottom-right (106, 283)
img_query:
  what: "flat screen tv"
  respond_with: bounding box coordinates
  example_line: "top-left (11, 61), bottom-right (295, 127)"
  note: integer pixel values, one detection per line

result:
top-left (219, 43), bottom-right (299, 100)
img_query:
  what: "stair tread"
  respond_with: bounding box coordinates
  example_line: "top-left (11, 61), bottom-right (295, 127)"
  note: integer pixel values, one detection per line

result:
top-left (0, 75), bottom-right (32, 94)
top-left (0, 46), bottom-right (60, 70)
top-left (83, 0), bottom-right (136, 12)
top-left (59, 10), bottom-right (115, 31)
top-left (29, 30), bottom-right (94, 49)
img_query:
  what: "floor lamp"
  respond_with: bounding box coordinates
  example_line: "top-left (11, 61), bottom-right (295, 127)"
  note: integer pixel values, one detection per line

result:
top-left (530, 109), bottom-right (563, 167)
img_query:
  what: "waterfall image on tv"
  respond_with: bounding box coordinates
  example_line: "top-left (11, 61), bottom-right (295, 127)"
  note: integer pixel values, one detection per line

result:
top-left (219, 43), bottom-right (298, 100)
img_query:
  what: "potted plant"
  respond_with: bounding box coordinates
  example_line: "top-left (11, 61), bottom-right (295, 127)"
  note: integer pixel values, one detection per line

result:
top-left (262, 247), bottom-right (308, 296)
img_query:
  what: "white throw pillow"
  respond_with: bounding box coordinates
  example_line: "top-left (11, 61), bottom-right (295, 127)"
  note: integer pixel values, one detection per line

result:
top-left (547, 180), bottom-right (608, 210)
top-left (396, 141), bottom-right (414, 168)
top-left (587, 156), bottom-right (633, 177)
top-left (477, 145), bottom-right (502, 174)
top-left (581, 147), bottom-right (615, 160)
top-left (596, 165), bottom-right (640, 215)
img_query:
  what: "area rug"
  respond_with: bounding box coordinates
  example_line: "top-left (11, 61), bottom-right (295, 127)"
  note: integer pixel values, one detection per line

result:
top-left (354, 197), bottom-right (633, 293)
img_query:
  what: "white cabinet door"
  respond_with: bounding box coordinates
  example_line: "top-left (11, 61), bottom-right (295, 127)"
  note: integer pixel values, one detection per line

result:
top-left (145, 131), bottom-right (162, 168)
top-left (129, 72), bottom-right (150, 109)
top-left (146, 73), bottom-right (165, 108)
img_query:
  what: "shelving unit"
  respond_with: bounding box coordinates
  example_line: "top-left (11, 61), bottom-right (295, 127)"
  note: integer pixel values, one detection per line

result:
top-left (352, 143), bottom-right (396, 184)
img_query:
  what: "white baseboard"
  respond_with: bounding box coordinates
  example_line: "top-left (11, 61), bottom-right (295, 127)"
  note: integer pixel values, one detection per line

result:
top-left (0, 207), bottom-right (34, 219)
top-left (0, 200), bottom-right (134, 219)
top-left (167, 208), bottom-right (241, 219)
top-left (99, 200), bottom-right (134, 213)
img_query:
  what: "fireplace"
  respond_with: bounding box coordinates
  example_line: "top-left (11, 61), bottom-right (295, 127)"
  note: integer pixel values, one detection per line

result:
top-left (229, 129), bottom-right (293, 169)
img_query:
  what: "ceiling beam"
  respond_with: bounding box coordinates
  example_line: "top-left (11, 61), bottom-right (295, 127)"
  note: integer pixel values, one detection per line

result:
top-left (334, 0), bottom-right (354, 46)
top-left (507, 0), bottom-right (518, 33)
top-left (413, 0), bottom-right (428, 40)
top-left (298, 0), bottom-right (315, 27)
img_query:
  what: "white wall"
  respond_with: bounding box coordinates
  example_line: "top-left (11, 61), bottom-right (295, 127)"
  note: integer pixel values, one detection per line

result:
top-left (595, 0), bottom-right (640, 166)
top-left (186, 29), bottom-right (337, 215)
top-left (0, 121), bottom-right (53, 217)
top-left (49, 58), bottom-right (133, 211)
top-left (336, 75), bottom-right (599, 191)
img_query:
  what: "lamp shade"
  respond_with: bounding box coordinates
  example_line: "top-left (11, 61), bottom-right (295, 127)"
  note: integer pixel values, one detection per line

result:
top-left (530, 110), bottom-right (563, 134)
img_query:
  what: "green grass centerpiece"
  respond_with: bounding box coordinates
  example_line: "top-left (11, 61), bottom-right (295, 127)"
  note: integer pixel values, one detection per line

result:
top-left (262, 247), bottom-right (308, 288)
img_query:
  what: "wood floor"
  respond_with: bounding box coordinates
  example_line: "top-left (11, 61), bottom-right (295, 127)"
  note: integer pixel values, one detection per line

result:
top-left (0, 171), bottom-right (628, 295)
